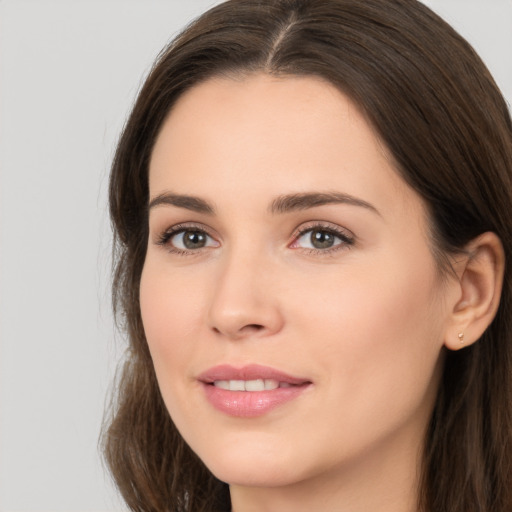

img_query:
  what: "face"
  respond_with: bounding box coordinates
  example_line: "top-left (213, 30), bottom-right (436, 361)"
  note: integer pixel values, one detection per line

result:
top-left (141, 74), bottom-right (452, 491)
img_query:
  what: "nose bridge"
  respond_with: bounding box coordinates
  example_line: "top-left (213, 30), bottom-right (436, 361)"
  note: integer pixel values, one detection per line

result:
top-left (207, 239), bottom-right (283, 339)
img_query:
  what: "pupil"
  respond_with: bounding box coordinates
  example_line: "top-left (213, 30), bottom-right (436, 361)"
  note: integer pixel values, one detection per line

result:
top-left (311, 230), bottom-right (334, 249)
top-left (184, 231), bottom-right (206, 249)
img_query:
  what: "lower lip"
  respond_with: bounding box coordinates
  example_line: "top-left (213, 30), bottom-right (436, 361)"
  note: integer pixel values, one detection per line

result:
top-left (202, 383), bottom-right (309, 418)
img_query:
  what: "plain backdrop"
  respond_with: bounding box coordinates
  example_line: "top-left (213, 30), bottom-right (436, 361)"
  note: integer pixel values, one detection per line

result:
top-left (0, 1), bottom-right (511, 511)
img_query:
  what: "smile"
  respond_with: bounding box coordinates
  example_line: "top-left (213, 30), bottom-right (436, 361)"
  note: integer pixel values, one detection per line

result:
top-left (213, 379), bottom-right (295, 391)
top-left (198, 364), bottom-right (312, 417)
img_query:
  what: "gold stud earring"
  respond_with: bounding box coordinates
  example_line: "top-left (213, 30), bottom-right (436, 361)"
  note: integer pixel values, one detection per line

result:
top-left (458, 332), bottom-right (464, 344)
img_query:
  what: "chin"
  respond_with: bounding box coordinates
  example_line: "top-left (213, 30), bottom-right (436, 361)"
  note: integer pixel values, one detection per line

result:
top-left (207, 459), bottom-right (301, 488)
top-left (191, 436), bottom-right (304, 487)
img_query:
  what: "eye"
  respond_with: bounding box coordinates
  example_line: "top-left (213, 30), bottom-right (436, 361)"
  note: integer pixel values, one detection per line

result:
top-left (290, 224), bottom-right (354, 252)
top-left (157, 225), bottom-right (219, 253)
top-left (174, 230), bottom-right (214, 249)
top-left (298, 229), bottom-right (339, 249)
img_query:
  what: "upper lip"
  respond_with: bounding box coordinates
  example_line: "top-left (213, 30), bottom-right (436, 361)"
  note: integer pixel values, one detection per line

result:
top-left (197, 364), bottom-right (311, 385)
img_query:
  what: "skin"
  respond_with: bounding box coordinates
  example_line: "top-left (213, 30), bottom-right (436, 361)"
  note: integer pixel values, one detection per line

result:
top-left (140, 74), bottom-right (474, 512)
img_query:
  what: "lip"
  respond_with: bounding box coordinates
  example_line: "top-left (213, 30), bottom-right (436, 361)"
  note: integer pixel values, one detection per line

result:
top-left (198, 364), bottom-right (312, 418)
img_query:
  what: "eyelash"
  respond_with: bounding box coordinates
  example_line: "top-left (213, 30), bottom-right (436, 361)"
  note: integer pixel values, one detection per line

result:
top-left (155, 222), bottom-right (355, 256)
top-left (291, 222), bottom-right (355, 255)
top-left (155, 223), bottom-right (216, 256)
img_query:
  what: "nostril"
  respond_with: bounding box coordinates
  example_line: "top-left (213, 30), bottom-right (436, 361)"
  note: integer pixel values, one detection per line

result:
top-left (211, 324), bottom-right (263, 336)
top-left (244, 324), bottom-right (264, 331)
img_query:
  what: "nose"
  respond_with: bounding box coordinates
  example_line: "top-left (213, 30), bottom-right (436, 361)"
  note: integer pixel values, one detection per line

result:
top-left (207, 248), bottom-right (284, 341)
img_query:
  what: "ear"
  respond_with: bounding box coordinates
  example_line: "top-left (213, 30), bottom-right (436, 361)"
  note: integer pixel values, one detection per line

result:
top-left (444, 232), bottom-right (505, 351)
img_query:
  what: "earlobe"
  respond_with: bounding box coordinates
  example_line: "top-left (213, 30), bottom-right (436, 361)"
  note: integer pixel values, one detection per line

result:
top-left (444, 232), bottom-right (505, 351)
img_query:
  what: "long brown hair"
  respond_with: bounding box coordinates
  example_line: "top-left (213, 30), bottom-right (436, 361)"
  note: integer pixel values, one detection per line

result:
top-left (103, 1), bottom-right (512, 510)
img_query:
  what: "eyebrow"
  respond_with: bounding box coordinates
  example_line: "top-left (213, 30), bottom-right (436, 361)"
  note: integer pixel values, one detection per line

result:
top-left (148, 192), bottom-right (215, 214)
top-left (269, 191), bottom-right (380, 216)
top-left (148, 191), bottom-right (379, 216)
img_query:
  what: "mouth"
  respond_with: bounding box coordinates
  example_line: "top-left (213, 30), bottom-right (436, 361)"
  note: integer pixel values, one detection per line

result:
top-left (197, 364), bottom-right (312, 417)
top-left (210, 379), bottom-right (296, 391)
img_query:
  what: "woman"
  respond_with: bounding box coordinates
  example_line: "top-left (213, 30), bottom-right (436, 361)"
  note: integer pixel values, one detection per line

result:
top-left (103, 0), bottom-right (512, 511)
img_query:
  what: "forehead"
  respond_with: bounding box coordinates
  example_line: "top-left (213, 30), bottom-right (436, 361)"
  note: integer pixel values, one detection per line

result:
top-left (149, 73), bottom-right (422, 220)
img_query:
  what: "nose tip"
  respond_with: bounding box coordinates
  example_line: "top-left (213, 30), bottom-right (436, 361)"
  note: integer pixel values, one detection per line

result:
top-left (210, 304), bottom-right (283, 340)
top-left (207, 257), bottom-right (284, 341)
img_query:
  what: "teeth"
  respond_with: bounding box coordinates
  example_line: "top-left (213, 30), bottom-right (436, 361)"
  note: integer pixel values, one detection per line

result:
top-left (265, 379), bottom-right (279, 390)
top-left (213, 379), bottom-right (281, 391)
top-left (245, 379), bottom-right (265, 391)
top-left (214, 380), bottom-right (230, 390)
top-left (231, 380), bottom-right (245, 391)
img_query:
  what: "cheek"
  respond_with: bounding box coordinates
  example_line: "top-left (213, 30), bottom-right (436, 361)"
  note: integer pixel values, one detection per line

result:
top-left (139, 263), bottom-right (204, 377)
top-left (293, 248), bottom-right (445, 424)
top-left (139, 261), bottom-right (213, 439)
top-left (300, 255), bottom-right (440, 340)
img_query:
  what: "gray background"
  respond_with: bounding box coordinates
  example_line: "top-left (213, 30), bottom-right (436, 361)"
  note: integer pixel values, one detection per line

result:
top-left (0, 1), bottom-right (511, 511)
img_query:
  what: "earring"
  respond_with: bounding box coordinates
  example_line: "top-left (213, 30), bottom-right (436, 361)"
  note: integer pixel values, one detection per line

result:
top-left (458, 332), bottom-right (464, 345)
